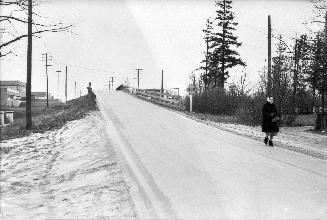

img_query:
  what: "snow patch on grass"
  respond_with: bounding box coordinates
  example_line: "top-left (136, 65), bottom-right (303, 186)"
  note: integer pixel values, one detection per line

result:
top-left (0, 112), bottom-right (135, 219)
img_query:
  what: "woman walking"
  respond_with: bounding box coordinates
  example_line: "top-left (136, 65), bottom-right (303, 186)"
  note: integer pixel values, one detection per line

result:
top-left (262, 97), bottom-right (279, 147)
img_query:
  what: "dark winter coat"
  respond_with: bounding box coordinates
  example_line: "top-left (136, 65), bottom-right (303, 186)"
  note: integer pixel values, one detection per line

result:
top-left (262, 102), bottom-right (279, 133)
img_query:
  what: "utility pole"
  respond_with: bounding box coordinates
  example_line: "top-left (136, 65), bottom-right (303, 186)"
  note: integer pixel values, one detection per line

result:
top-left (26, 0), bottom-right (32, 129)
top-left (293, 39), bottom-right (299, 98)
top-left (42, 53), bottom-right (52, 107)
top-left (65, 66), bottom-right (68, 105)
top-left (267, 15), bottom-right (272, 97)
top-left (322, 11), bottom-right (327, 115)
top-left (107, 74), bottom-right (115, 90)
top-left (56, 70), bottom-right (61, 99)
top-left (74, 81), bottom-right (77, 99)
top-left (136, 68), bottom-right (142, 89)
top-left (205, 18), bottom-right (209, 89)
top-left (161, 69), bottom-right (164, 93)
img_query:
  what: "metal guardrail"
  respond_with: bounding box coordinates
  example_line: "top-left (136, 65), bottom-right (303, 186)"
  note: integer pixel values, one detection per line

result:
top-left (128, 88), bottom-right (183, 109)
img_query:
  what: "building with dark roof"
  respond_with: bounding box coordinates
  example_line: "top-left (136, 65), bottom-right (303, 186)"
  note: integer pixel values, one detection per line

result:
top-left (0, 80), bottom-right (26, 99)
top-left (31, 92), bottom-right (53, 100)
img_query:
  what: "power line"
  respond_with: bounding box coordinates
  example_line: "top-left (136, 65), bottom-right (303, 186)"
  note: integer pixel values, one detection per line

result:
top-left (53, 61), bottom-right (111, 73)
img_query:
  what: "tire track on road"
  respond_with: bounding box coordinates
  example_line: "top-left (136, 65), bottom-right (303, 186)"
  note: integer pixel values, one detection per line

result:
top-left (96, 91), bottom-right (177, 219)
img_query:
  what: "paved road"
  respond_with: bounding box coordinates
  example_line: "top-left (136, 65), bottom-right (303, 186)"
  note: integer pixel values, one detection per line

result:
top-left (96, 91), bottom-right (327, 219)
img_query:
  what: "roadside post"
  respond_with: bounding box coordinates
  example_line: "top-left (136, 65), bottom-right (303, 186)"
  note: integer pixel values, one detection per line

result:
top-left (5, 111), bottom-right (14, 124)
top-left (0, 111), bottom-right (5, 126)
top-left (186, 84), bottom-right (196, 113)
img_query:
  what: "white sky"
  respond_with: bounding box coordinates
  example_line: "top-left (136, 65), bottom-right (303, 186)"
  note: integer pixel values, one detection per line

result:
top-left (0, 0), bottom-right (316, 100)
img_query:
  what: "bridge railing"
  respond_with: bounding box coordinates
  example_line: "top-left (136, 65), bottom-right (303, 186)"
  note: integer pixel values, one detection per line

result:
top-left (126, 87), bottom-right (183, 109)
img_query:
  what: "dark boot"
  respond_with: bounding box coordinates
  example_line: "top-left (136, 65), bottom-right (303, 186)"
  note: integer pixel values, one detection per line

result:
top-left (269, 140), bottom-right (273, 147)
top-left (264, 137), bottom-right (268, 145)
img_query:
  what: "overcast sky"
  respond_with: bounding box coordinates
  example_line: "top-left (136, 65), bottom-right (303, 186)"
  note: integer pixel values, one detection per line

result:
top-left (0, 0), bottom-right (316, 100)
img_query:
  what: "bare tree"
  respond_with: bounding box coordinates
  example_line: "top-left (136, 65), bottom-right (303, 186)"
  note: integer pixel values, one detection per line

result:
top-left (312, 0), bottom-right (327, 21)
top-left (1, 0), bottom-right (72, 129)
top-left (0, 0), bottom-right (72, 57)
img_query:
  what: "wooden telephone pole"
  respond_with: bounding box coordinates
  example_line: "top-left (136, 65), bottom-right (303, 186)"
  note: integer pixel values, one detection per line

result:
top-left (322, 11), bottom-right (327, 115)
top-left (293, 39), bottom-right (299, 97)
top-left (56, 70), bottom-right (61, 99)
top-left (205, 18), bottom-right (209, 89)
top-left (26, 0), bottom-right (32, 129)
top-left (136, 68), bottom-right (142, 89)
top-left (161, 69), bottom-right (164, 93)
top-left (42, 53), bottom-right (52, 107)
top-left (111, 76), bottom-right (114, 90)
top-left (65, 66), bottom-right (68, 105)
top-left (267, 15), bottom-right (272, 97)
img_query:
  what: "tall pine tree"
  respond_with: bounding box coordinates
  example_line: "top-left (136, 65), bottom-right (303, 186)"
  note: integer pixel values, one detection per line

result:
top-left (201, 18), bottom-right (214, 89)
top-left (209, 0), bottom-right (245, 89)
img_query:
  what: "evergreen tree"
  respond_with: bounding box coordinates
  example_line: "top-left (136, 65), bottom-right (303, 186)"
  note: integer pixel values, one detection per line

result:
top-left (201, 18), bottom-right (215, 89)
top-left (293, 35), bottom-right (309, 96)
top-left (210, 0), bottom-right (246, 89)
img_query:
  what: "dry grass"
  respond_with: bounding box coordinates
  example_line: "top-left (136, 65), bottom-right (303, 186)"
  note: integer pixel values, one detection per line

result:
top-left (0, 93), bottom-right (97, 141)
top-left (185, 111), bottom-right (317, 128)
top-left (185, 112), bottom-right (238, 124)
top-left (293, 114), bottom-right (316, 126)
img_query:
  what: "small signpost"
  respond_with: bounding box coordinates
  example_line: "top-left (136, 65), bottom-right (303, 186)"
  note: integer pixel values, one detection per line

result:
top-left (186, 84), bottom-right (196, 113)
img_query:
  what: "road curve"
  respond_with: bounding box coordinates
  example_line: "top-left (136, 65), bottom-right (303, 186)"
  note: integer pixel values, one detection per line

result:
top-left (96, 91), bottom-right (327, 219)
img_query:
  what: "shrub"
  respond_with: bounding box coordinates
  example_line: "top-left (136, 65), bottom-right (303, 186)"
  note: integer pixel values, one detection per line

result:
top-left (186, 88), bottom-right (238, 115)
top-left (235, 96), bottom-right (264, 126)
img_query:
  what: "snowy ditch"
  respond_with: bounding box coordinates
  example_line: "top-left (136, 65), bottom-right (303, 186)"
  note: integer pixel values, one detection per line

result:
top-left (0, 112), bottom-right (136, 219)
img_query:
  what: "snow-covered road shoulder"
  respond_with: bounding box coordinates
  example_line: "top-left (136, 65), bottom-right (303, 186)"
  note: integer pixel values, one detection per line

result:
top-left (0, 112), bottom-right (135, 219)
top-left (183, 113), bottom-right (327, 160)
